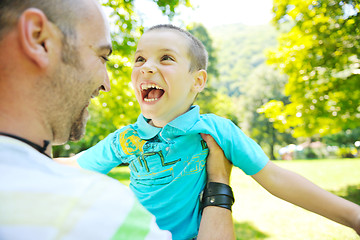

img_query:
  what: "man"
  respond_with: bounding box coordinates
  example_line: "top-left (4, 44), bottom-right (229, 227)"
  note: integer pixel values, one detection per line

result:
top-left (0, 0), bottom-right (234, 239)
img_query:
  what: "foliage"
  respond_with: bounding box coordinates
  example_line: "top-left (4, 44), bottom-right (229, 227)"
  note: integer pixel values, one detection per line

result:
top-left (146, 0), bottom-right (192, 19)
top-left (263, 0), bottom-right (360, 137)
top-left (53, 0), bottom-right (191, 157)
top-left (239, 65), bottom-right (296, 159)
top-left (323, 127), bottom-right (360, 147)
top-left (187, 23), bottom-right (219, 81)
top-left (195, 87), bottom-right (239, 124)
top-left (210, 24), bottom-right (278, 96)
top-left (322, 127), bottom-right (360, 157)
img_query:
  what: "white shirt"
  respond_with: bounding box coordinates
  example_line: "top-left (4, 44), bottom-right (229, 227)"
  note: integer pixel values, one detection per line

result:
top-left (0, 136), bottom-right (171, 240)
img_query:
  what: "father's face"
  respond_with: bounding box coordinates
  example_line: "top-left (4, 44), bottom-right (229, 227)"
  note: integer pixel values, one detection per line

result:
top-left (51, 1), bottom-right (112, 144)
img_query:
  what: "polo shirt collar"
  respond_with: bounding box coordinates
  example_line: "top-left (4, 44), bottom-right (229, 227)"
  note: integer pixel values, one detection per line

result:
top-left (135, 105), bottom-right (201, 140)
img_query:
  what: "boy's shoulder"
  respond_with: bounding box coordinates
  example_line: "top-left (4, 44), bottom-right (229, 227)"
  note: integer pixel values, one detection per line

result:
top-left (200, 112), bottom-right (220, 120)
top-left (199, 113), bottom-right (233, 125)
top-left (196, 113), bottom-right (239, 135)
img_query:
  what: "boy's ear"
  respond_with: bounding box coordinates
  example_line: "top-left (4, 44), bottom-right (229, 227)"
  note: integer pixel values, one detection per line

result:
top-left (192, 69), bottom-right (207, 93)
top-left (18, 8), bottom-right (54, 69)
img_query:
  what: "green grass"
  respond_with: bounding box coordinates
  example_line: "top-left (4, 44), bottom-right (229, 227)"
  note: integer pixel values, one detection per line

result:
top-left (108, 158), bottom-right (360, 240)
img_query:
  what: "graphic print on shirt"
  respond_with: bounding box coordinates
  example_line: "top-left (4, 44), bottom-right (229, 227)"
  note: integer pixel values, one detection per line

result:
top-left (118, 128), bottom-right (175, 186)
top-left (174, 139), bottom-right (208, 181)
top-left (119, 128), bottom-right (146, 156)
top-left (119, 128), bottom-right (208, 186)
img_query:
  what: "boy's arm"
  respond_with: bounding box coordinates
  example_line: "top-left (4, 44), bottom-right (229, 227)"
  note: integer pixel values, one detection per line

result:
top-left (252, 161), bottom-right (360, 235)
top-left (197, 134), bottom-right (236, 240)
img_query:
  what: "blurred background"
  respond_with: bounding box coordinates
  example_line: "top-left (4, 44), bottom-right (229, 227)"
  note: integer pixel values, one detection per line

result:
top-left (54, 1), bottom-right (360, 239)
top-left (53, 0), bottom-right (360, 162)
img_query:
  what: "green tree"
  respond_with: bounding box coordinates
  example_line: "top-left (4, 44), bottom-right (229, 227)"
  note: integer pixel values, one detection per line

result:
top-left (323, 127), bottom-right (360, 148)
top-left (210, 24), bottom-right (278, 97)
top-left (53, 0), bottom-right (191, 157)
top-left (322, 127), bottom-right (360, 157)
top-left (187, 23), bottom-right (219, 81)
top-left (240, 65), bottom-right (295, 159)
top-left (263, 0), bottom-right (360, 138)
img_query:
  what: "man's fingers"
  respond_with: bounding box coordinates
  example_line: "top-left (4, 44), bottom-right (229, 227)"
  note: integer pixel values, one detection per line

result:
top-left (200, 133), bottom-right (219, 149)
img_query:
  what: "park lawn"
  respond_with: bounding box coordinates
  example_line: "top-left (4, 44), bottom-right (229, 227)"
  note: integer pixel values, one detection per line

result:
top-left (108, 158), bottom-right (360, 240)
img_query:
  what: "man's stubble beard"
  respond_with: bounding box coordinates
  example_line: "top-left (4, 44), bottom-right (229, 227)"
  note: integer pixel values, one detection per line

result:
top-left (68, 106), bottom-right (88, 141)
top-left (60, 34), bottom-right (89, 142)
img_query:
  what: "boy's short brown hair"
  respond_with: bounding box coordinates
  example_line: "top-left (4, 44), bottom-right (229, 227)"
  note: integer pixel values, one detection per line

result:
top-left (147, 24), bottom-right (208, 72)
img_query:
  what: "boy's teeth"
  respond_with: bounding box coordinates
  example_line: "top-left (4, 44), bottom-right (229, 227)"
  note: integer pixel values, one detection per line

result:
top-left (141, 84), bottom-right (163, 90)
top-left (144, 98), bottom-right (158, 102)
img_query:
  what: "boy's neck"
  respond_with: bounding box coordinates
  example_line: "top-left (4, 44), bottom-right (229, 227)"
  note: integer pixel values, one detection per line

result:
top-left (148, 119), bottom-right (159, 128)
top-left (148, 119), bottom-right (170, 128)
top-left (147, 105), bottom-right (195, 128)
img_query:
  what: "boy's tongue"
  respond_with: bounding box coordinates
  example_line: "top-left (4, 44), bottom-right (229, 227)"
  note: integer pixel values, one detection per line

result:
top-left (147, 89), bottom-right (164, 99)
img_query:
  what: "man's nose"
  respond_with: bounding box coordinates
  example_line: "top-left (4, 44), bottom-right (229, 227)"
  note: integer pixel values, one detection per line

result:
top-left (101, 71), bottom-right (111, 92)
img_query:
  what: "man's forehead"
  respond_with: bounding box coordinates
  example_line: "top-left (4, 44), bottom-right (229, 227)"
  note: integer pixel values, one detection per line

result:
top-left (77, 1), bottom-right (112, 50)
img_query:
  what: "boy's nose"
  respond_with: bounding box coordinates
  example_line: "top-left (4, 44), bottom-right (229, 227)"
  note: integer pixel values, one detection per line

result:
top-left (140, 62), bottom-right (156, 74)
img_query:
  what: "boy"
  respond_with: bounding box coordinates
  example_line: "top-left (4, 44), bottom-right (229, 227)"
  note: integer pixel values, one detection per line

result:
top-left (63, 24), bottom-right (360, 239)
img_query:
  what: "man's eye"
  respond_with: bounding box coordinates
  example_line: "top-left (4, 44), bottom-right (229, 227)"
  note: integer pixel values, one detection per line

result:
top-left (161, 55), bottom-right (174, 61)
top-left (135, 56), bottom-right (145, 62)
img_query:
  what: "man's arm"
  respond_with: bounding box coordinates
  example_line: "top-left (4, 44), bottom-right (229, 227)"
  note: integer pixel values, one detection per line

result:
top-left (197, 133), bottom-right (236, 240)
top-left (252, 160), bottom-right (360, 235)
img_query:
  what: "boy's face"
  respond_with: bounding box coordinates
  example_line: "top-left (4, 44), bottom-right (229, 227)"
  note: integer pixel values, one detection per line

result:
top-left (131, 30), bottom-right (205, 127)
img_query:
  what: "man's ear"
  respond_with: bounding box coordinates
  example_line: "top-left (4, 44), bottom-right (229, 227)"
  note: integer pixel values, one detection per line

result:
top-left (192, 69), bottom-right (207, 93)
top-left (18, 8), bottom-right (53, 69)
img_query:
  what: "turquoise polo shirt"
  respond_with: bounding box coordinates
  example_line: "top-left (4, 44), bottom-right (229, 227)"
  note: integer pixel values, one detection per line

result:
top-left (77, 105), bottom-right (269, 240)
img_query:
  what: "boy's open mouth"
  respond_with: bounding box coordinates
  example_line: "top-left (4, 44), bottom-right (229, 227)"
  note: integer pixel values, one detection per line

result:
top-left (141, 83), bottom-right (165, 102)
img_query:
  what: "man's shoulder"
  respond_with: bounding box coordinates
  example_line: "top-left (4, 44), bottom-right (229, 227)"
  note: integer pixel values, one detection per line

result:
top-left (62, 169), bottom-right (172, 239)
top-left (0, 157), bottom-right (168, 239)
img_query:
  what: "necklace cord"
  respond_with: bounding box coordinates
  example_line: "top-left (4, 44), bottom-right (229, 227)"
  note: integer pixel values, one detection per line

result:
top-left (0, 132), bottom-right (51, 158)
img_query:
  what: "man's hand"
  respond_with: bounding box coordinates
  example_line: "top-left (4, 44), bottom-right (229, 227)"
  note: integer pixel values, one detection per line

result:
top-left (197, 133), bottom-right (235, 240)
top-left (201, 133), bottom-right (232, 184)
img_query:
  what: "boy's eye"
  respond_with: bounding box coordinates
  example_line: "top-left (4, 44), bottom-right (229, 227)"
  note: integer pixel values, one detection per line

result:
top-left (161, 55), bottom-right (174, 61)
top-left (135, 56), bottom-right (145, 62)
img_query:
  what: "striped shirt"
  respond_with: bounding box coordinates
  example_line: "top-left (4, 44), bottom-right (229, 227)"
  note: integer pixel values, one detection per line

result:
top-left (0, 136), bottom-right (171, 240)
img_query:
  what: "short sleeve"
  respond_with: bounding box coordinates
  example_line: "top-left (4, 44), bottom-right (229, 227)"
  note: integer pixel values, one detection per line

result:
top-left (203, 115), bottom-right (269, 175)
top-left (77, 132), bottom-right (122, 174)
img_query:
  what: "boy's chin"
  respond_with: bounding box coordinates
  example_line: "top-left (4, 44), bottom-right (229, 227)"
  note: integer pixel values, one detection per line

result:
top-left (141, 111), bottom-right (158, 125)
top-left (140, 108), bottom-right (152, 119)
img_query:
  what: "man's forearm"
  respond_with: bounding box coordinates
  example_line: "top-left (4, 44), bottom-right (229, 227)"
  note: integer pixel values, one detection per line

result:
top-left (198, 206), bottom-right (235, 240)
top-left (198, 133), bottom-right (235, 240)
